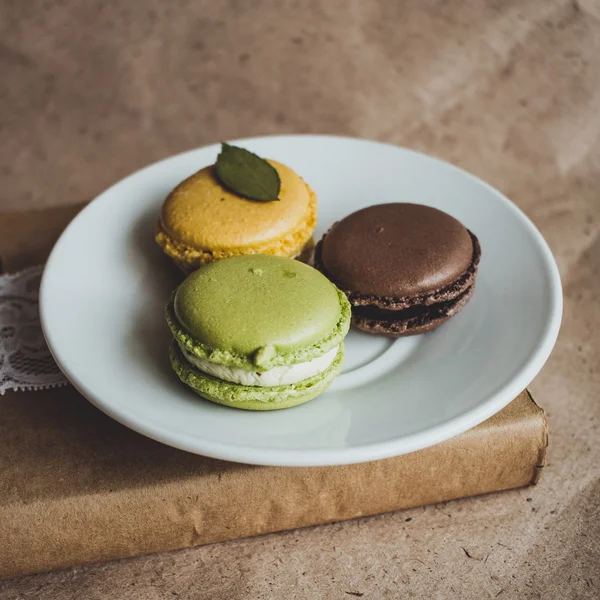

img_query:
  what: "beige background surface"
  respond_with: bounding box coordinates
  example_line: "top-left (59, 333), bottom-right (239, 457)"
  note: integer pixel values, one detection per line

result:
top-left (1, 0), bottom-right (599, 598)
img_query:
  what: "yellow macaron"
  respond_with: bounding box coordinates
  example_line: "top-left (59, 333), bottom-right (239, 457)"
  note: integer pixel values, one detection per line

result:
top-left (156, 159), bottom-right (317, 273)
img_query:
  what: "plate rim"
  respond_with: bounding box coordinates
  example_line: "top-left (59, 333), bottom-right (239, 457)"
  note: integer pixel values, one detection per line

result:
top-left (40, 134), bottom-right (563, 466)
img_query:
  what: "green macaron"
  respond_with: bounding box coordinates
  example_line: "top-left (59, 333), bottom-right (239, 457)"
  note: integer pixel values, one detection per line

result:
top-left (166, 254), bottom-right (351, 410)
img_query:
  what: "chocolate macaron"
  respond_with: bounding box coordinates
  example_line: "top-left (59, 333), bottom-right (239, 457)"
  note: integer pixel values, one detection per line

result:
top-left (314, 203), bottom-right (481, 337)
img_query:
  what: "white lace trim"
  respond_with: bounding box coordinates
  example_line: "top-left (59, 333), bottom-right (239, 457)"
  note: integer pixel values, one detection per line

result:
top-left (0, 265), bottom-right (68, 394)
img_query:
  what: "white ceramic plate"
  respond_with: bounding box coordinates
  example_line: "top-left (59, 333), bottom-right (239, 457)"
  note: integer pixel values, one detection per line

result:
top-left (40, 135), bottom-right (562, 466)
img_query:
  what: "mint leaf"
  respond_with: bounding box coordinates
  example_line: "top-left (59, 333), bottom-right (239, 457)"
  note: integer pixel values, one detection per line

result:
top-left (215, 143), bottom-right (281, 201)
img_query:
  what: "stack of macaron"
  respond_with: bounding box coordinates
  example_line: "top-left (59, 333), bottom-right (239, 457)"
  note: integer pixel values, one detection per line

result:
top-left (166, 254), bottom-right (350, 410)
top-left (156, 144), bottom-right (316, 273)
top-left (313, 203), bottom-right (481, 336)
top-left (156, 143), bottom-right (481, 410)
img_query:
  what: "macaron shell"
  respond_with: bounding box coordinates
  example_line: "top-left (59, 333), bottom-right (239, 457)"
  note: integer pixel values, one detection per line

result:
top-left (315, 230), bottom-right (480, 307)
top-left (174, 255), bottom-right (344, 358)
top-left (157, 160), bottom-right (316, 267)
top-left (167, 286), bottom-right (351, 370)
top-left (169, 342), bottom-right (344, 411)
top-left (155, 190), bottom-right (316, 271)
top-left (320, 203), bottom-right (474, 298)
top-left (352, 284), bottom-right (475, 337)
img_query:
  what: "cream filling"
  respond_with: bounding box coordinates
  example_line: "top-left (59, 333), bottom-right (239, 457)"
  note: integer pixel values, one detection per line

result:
top-left (179, 343), bottom-right (339, 387)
